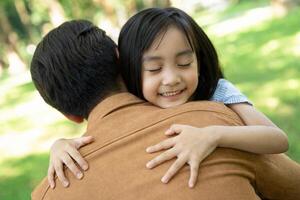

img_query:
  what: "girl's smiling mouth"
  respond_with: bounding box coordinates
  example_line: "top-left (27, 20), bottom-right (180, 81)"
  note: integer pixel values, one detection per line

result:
top-left (159, 88), bottom-right (186, 97)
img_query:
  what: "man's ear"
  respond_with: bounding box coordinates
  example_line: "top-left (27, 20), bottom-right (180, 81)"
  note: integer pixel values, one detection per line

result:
top-left (63, 114), bottom-right (84, 123)
top-left (115, 48), bottom-right (119, 59)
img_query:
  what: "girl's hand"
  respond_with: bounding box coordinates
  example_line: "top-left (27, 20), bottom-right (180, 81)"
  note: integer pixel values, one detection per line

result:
top-left (146, 124), bottom-right (220, 188)
top-left (48, 135), bottom-right (94, 189)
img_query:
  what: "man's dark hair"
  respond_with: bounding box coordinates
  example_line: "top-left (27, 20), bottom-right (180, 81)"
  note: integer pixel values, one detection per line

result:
top-left (118, 7), bottom-right (223, 101)
top-left (31, 20), bottom-right (119, 118)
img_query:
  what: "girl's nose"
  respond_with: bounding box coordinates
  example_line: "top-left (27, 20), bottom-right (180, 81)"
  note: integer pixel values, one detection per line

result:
top-left (162, 69), bottom-right (181, 86)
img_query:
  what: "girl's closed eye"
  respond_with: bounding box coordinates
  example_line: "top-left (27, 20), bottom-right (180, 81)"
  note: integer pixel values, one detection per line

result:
top-left (177, 55), bottom-right (194, 68)
top-left (144, 67), bottom-right (162, 72)
top-left (178, 62), bottom-right (192, 67)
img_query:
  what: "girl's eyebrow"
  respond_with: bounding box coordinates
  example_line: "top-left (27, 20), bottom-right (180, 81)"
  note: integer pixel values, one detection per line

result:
top-left (176, 49), bottom-right (193, 57)
top-left (142, 56), bottom-right (162, 62)
top-left (143, 49), bottom-right (193, 62)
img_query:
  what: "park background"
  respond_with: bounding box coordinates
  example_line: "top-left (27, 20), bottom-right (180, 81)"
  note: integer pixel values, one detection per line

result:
top-left (0, 0), bottom-right (299, 199)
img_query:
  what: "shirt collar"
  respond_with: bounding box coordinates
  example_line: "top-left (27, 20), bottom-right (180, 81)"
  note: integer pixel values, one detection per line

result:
top-left (88, 92), bottom-right (144, 122)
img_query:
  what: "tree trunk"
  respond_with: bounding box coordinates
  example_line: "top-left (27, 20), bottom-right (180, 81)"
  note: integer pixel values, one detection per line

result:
top-left (0, 6), bottom-right (26, 74)
top-left (270, 0), bottom-right (299, 16)
top-left (43, 0), bottom-right (66, 27)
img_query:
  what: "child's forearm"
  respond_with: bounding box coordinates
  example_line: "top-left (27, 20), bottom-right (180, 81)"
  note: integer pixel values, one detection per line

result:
top-left (210, 125), bottom-right (289, 154)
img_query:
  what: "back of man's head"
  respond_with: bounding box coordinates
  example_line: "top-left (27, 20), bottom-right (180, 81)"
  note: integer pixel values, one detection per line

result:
top-left (30, 20), bottom-right (119, 119)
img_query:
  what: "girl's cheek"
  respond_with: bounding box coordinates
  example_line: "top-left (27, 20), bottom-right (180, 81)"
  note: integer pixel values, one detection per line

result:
top-left (143, 76), bottom-right (159, 98)
top-left (142, 77), bottom-right (151, 97)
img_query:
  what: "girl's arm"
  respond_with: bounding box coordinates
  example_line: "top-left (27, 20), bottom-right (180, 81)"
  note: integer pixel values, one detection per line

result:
top-left (146, 103), bottom-right (289, 188)
top-left (210, 79), bottom-right (288, 154)
top-left (215, 103), bottom-right (289, 154)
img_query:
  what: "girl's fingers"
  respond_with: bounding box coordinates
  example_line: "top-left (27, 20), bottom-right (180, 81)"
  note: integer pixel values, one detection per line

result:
top-left (161, 156), bottom-right (187, 183)
top-left (47, 164), bottom-right (55, 189)
top-left (61, 155), bottom-right (83, 180)
top-left (146, 138), bottom-right (175, 153)
top-left (54, 161), bottom-right (69, 187)
top-left (74, 136), bottom-right (94, 149)
top-left (146, 148), bottom-right (177, 169)
top-left (187, 149), bottom-right (213, 188)
top-left (168, 124), bottom-right (184, 134)
top-left (67, 148), bottom-right (89, 171)
top-left (188, 160), bottom-right (201, 188)
top-left (165, 128), bottom-right (176, 135)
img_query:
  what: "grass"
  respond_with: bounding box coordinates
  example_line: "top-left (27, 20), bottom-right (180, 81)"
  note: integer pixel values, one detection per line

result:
top-left (0, 153), bottom-right (49, 200)
top-left (0, 2), bottom-right (299, 199)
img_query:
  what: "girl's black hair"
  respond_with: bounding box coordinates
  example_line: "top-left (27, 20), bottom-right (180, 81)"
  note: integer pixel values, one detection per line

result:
top-left (118, 7), bottom-right (223, 100)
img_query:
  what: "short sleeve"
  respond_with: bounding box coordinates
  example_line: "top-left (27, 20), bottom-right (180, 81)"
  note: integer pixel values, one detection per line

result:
top-left (210, 79), bottom-right (253, 105)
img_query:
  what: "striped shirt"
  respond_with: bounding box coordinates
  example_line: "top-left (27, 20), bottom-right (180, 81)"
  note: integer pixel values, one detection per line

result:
top-left (210, 79), bottom-right (252, 105)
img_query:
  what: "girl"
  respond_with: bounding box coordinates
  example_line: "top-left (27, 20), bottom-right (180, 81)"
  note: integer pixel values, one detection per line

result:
top-left (48, 7), bottom-right (288, 189)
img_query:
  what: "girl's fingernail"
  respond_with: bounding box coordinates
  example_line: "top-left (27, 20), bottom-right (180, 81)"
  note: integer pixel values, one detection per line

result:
top-left (50, 183), bottom-right (54, 189)
top-left (63, 181), bottom-right (69, 187)
top-left (161, 176), bottom-right (168, 183)
top-left (146, 147), bottom-right (151, 152)
top-left (146, 162), bottom-right (152, 168)
top-left (82, 165), bottom-right (88, 170)
top-left (77, 172), bottom-right (83, 179)
top-left (189, 182), bottom-right (194, 188)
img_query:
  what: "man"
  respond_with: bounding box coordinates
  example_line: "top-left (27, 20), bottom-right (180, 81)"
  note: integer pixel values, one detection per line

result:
top-left (31, 20), bottom-right (300, 200)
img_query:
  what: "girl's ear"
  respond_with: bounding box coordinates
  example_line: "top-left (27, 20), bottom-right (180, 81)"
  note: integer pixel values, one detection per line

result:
top-left (63, 114), bottom-right (84, 123)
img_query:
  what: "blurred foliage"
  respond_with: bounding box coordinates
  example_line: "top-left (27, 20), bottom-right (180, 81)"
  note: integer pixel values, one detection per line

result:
top-left (0, 0), bottom-right (300, 200)
top-left (0, 0), bottom-right (173, 74)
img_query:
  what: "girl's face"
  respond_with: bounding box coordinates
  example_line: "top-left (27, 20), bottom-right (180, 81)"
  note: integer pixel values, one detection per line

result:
top-left (142, 26), bottom-right (198, 108)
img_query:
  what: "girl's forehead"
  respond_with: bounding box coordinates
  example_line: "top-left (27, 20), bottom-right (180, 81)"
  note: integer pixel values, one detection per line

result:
top-left (149, 26), bottom-right (191, 51)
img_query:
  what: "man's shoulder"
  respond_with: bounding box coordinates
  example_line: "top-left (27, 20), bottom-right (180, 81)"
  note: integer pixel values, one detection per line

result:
top-left (181, 100), bottom-right (227, 111)
top-left (178, 100), bottom-right (237, 116)
top-left (174, 100), bottom-right (244, 125)
top-left (31, 177), bottom-right (49, 200)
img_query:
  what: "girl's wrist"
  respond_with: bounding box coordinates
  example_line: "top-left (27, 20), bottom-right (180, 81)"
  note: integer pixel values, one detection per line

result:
top-left (205, 125), bottom-right (223, 146)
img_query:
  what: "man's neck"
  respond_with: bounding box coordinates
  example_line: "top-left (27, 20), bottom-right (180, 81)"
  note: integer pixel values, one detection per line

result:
top-left (87, 76), bottom-right (128, 118)
top-left (102, 88), bottom-right (126, 100)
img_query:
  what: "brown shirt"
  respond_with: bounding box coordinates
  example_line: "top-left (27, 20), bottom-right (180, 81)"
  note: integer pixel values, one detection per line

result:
top-left (32, 93), bottom-right (300, 200)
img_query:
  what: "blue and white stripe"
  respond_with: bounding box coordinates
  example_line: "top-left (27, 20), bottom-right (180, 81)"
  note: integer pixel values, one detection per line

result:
top-left (210, 79), bottom-right (252, 105)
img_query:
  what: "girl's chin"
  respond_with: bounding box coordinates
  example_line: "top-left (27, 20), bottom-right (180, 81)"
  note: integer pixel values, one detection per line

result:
top-left (156, 99), bottom-right (187, 109)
